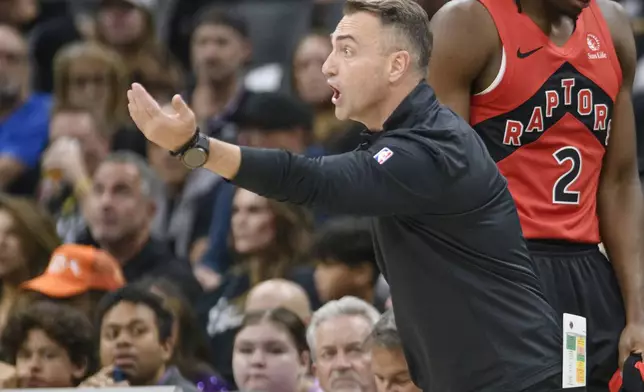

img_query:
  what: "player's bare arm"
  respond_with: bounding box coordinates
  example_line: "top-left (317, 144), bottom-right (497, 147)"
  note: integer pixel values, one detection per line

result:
top-left (427, 0), bottom-right (498, 120)
top-left (596, 0), bottom-right (644, 364)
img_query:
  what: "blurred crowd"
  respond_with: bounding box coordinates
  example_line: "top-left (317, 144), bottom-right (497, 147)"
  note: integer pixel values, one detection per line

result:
top-left (1, 0), bottom-right (644, 391)
top-left (0, 0), bottom-right (402, 390)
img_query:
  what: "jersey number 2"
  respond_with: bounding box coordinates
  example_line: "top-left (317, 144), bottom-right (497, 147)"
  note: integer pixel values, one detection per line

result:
top-left (552, 146), bottom-right (582, 205)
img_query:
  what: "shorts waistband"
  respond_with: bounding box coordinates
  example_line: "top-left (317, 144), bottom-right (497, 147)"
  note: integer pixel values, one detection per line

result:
top-left (526, 239), bottom-right (599, 254)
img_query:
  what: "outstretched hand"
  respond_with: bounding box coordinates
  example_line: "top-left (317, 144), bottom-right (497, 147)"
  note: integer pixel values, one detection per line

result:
top-left (126, 83), bottom-right (197, 151)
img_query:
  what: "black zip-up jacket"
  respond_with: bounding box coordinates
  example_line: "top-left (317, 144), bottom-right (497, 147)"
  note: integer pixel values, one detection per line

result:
top-left (230, 82), bottom-right (562, 392)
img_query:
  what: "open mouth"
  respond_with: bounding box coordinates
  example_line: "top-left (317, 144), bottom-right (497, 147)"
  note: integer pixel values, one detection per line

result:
top-left (330, 86), bottom-right (341, 104)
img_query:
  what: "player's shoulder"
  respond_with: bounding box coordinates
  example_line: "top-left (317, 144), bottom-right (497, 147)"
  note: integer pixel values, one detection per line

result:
top-left (430, 0), bottom-right (498, 57)
top-left (431, 0), bottom-right (494, 29)
top-left (595, 0), bottom-right (636, 81)
top-left (595, 0), bottom-right (632, 41)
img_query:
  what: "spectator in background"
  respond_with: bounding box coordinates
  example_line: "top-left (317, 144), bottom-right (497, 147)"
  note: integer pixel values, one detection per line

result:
top-left (198, 188), bottom-right (316, 386)
top-left (148, 105), bottom-right (220, 264)
top-left (136, 277), bottom-right (229, 392)
top-left (21, 244), bottom-right (125, 319)
top-left (0, 0), bottom-right (38, 31)
top-left (52, 41), bottom-right (149, 156)
top-left (366, 309), bottom-right (420, 392)
top-left (39, 106), bottom-right (111, 242)
top-left (187, 8), bottom-right (253, 142)
top-left (200, 92), bottom-right (320, 277)
top-left (233, 308), bottom-right (319, 392)
top-left (95, 0), bottom-right (182, 88)
top-left (0, 194), bottom-right (59, 333)
top-left (0, 24), bottom-right (51, 195)
top-left (0, 301), bottom-right (97, 387)
top-left (245, 279), bottom-right (313, 324)
top-left (292, 32), bottom-right (351, 148)
top-left (77, 152), bottom-right (202, 302)
top-left (307, 297), bottom-right (379, 392)
top-left (83, 285), bottom-right (198, 391)
top-left (312, 217), bottom-right (387, 312)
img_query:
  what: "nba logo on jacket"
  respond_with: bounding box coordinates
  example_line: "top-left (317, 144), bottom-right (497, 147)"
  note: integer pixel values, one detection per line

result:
top-left (374, 147), bottom-right (394, 164)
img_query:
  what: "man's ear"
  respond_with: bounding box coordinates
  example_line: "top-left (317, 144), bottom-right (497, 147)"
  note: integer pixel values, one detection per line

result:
top-left (353, 262), bottom-right (375, 287)
top-left (71, 359), bottom-right (89, 380)
top-left (388, 50), bottom-right (412, 83)
top-left (146, 198), bottom-right (157, 219)
top-left (299, 350), bottom-right (311, 376)
top-left (311, 360), bottom-right (318, 378)
top-left (160, 333), bottom-right (175, 363)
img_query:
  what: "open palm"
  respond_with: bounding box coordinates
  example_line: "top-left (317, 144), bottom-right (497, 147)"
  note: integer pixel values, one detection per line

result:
top-left (127, 83), bottom-right (197, 151)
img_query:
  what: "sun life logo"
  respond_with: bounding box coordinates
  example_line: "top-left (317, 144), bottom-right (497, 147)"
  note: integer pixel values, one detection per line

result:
top-left (586, 34), bottom-right (607, 60)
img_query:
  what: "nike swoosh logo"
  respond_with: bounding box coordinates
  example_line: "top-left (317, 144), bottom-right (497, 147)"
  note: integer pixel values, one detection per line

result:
top-left (517, 46), bottom-right (544, 59)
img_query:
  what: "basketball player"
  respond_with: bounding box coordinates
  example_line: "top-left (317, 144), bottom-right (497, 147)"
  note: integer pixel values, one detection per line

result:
top-left (429, 0), bottom-right (644, 389)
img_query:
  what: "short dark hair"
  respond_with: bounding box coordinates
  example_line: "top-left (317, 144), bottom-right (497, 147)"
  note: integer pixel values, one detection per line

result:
top-left (95, 285), bottom-right (174, 343)
top-left (312, 217), bottom-right (379, 282)
top-left (192, 6), bottom-right (249, 39)
top-left (233, 92), bottom-right (314, 132)
top-left (100, 151), bottom-right (160, 198)
top-left (365, 308), bottom-right (401, 349)
top-left (1, 301), bottom-right (97, 382)
top-left (344, 0), bottom-right (432, 74)
top-left (240, 308), bottom-right (308, 354)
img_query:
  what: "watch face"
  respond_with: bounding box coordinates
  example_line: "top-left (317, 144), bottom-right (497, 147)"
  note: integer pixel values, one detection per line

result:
top-left (183, 148), bottom-right (208, 168)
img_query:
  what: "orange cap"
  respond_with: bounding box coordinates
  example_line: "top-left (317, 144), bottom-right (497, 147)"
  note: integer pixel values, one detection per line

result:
top-left (22, 244), bottom-right (125, 298)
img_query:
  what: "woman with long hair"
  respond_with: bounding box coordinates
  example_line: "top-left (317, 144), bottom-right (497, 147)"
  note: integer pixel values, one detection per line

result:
top-left (52, 42), bottom-right (129, 140)
top-left (0, 194), bottom-right (60, 336)
top-left (198, 188), bottom-right (316, 386)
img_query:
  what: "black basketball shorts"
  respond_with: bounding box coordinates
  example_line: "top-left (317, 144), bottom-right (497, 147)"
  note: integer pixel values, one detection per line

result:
top-left (528, 240), bottom-right (625, 392)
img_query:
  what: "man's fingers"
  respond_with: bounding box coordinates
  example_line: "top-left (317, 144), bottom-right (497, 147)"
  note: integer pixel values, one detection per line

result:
top-left (172, 94), bottom-right (192, 120)
top-left (132, 83), bottom-right (162, 118)
top-left (97, 365), bottom-right (115, 376)
top-left (128, 102), bottom-right (150, 132)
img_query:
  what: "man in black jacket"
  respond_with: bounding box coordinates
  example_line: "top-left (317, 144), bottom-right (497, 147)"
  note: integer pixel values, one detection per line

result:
top-left (126, 1), bottom-right (564, 390)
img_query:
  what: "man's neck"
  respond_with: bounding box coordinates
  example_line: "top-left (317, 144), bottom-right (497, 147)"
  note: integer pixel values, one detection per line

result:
top-left (99, 229), bottom-right (150, 264)
top-left (341, 286), bottom-right (375, 305)
top-left (361, 77), bottom-right (422, 131)
top-left (134, 364), bottom-right (168, 387)
top-left (193, 77), bottom-right (239, 117)
top-left (520, 0), bottom-right (570, 32)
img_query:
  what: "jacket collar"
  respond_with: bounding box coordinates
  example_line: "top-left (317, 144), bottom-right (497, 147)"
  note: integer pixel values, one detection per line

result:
top-left (358, 80), bottom-right (439, 148)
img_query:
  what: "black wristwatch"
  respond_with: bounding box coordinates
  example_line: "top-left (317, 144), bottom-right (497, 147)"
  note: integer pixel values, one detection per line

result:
top-left (169, 128), bottom-right (210, 169)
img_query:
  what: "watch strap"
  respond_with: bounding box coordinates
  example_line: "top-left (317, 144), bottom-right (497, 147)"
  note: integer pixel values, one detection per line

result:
top-left (169, 128), bottom-right (200, 157)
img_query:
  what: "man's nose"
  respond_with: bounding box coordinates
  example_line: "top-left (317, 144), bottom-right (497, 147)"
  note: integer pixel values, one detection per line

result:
top-left (97, 191), bottom-right (114, 208)
top-left (331, 351), bottom-right (352, 370)
top-left (322, 52), bottom-right (336, 78)
top-left (115, 332), bottom-right (133, 347)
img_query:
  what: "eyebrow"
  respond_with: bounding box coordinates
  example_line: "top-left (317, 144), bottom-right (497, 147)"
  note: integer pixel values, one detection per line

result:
top-left (332, 34), bottom-right (358, 44)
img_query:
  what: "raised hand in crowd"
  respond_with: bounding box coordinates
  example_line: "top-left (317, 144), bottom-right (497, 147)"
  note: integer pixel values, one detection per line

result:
top-left (0, 361), bottom-right (17, 389)
top-left (79, 365), bottom-right (129, 388)
top-left (41, 137), bottom-right (89, 186)
top-left (193, 264), bottom-right (222, 292)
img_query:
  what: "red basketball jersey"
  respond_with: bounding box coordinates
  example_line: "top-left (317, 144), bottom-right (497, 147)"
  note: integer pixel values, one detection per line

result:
top-left (470, 0), bottom-right (622, 243)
